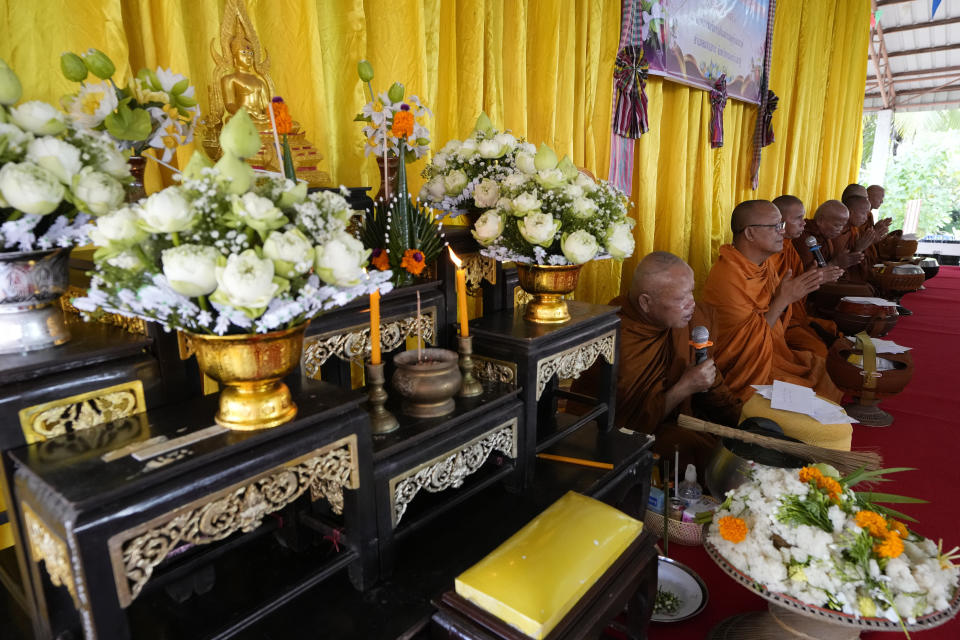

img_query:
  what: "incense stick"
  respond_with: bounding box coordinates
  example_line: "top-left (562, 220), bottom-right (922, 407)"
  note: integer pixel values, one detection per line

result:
top-left (267, 95), bottom-right (284, 172)
top-left (677, 415), bottom-right (882, 474)
top-left (535, 453), bottom-right (614, 470)
top-left (416, 290), bottom-right (422, 364)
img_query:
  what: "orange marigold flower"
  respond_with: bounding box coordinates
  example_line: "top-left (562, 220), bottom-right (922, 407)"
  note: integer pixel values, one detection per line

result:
top-left (798, 467), bottom-right (822, 484)
top-left (874, 530), bottom-right (905, 559)
top-left (400, 248), bottom-right (426, 275)
top-left (856, 510), bottom-right (888, 538)
top-left (717, 516), bottom-right (748, 544)
top-left (819, 476), bottom-right (843, 502)
top-left (370, 248), bottom-right (390, 271)
top-left (271, 97), bottom-right (293, 135)
top-left (391, 109), bottom-right (415, 139)
top-left (890, 519), bottom-right (909, 539)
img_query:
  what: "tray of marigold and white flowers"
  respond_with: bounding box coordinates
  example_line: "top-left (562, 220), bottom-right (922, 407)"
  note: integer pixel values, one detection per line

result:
top-left (704, 464), bottom-right (960, 634)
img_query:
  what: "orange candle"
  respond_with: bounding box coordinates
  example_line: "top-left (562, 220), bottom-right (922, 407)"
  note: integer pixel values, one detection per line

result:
top-left (370, 290), bottom-right (381, 364)
top-left (449, 248), bottom-right (469, 337)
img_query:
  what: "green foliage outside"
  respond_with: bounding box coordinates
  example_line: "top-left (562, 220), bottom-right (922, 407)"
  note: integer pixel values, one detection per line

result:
top-left (861, 110), bottom-right (960, 237)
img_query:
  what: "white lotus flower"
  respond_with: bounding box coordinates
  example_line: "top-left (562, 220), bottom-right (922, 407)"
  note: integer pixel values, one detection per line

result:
top-left (314, 232), bottom-right (369, 286)
top-left (66, 81), bottom-right (118, 129)
top-left (493, 132), bottom-right (517, 151)
top-left (26, 137), bottom-right (82, 185)
top-left (9, 101), bottom-right (67, 135)
top-left (231, 192), bottom-right (286, 236)
top-left (456, 138), bottom-right (478, 160)
top-left (138, 187), bottom-right (195, 233)
top-left (519, 212), bottom-right (560, 247)
top-left (511, 192), bottom-right (542, 215)
top-left (536, 168), bottom-right (567, 190)
top-left (473, 178), bottom-right (500, 208)
top-left (0, 122), bottom-right (33, 160)
top-left (604, 222), bottom-right (635, 259)
top-left (89, 206), bottom-right (145, 248)
top-left (570, 196), bottom-right (599, 219)
top-left (478, 139), bottom-right (505, 159)
top-left (263, 228), bottom-right (315, 278)
top-left (471, 211), bottom-right (504, 247)
top-left (502, 172), bottom-right (529, 190)
top-left (162, 244), bottom-right (220, 297)
top-left (515, 151), bottom-right (536, 175)
top-left (441, 139), bottom-right (462, 155)
top-left (575, 172), bottom-right (598, 193)
top-left (0, 162), bottom-right (65, 215)
top-left (443, 169), bottom-right (468, 196)
top-left (420, 176), bottom-right (446, 202)
top-left (210, 249), bottom-right (280, 317)
top-left (561, 230), bottom-right (599, 264)
top-left (72, 167), bottom-right (125, 216)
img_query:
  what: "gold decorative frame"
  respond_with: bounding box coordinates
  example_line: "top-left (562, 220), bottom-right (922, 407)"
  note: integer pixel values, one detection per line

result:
top-left (389, 419), bottom-right (517, 527)
top-left (301, 307), bottom-right (437, 379)
top-left (535, 331), bottom-right (616, 400)
top-left (463, 254), bottom-right (496, 294)
top-left (107, 435), bottom-right (358, 607)
top-left (22, 503), bottom-right (78, 608)
top-left (471, 355), bottom-right (517, 387)
top-left (18, 381), bottom-right (147, 444)
top-left (60, 285), bottom-right (148, 336)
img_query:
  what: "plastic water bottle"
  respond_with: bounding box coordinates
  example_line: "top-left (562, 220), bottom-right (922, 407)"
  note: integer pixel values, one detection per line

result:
top-left (678, 463), bottom-right (702, 508)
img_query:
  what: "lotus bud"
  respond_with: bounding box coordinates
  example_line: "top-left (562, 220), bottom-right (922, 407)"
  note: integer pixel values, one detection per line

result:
top-left (182, 150), bottom-right (214, 180)
top-left (0, 62), bottom-right (22, 106)
top-left (474, 111), bottom-right (494, 136)
top-left (219, 108), bottom-right (261, 159)
top-left (59, 52), bottom-right (87, 83)
top-left (82, 49), bottom-right (115, 80)
top-left (278, 181), bottom-right (308, 208)
top-left (558, 155), bottom-right (579, 181)
top-left (534, 143), bottom-right (558, 171)
top-left (357, 60), bottom-right (374, 82)
top-left (387, 82), bottom-right (405, 103)
top-left (214, 152), bottom-right (253, 195)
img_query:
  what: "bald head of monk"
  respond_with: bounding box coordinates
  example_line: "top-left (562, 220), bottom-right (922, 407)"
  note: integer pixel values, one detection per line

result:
top-left (773, 195), bottom-right (805, 240)
top-left (813, 200), bottom-right (850, 239)
top-left (843, 195), bottom-right (871, 228)
top-left (731, 199), bottom-right (785, 263)
top-left (867, 184), bottom-right (885, 209)
top-left (841, 183), bottom-right (868, 202)
top-left (628, 251), bottom-right (695, 329)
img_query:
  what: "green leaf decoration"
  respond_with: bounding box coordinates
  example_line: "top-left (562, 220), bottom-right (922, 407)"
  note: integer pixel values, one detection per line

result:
top-left (104, 103), bottom-right (152, 141)
top-left (841, 466), bottom-right (915, 488)
top-left (857, 492), bottom-right (928, 505)
top-left (281, 134), bottom-right (296, 181)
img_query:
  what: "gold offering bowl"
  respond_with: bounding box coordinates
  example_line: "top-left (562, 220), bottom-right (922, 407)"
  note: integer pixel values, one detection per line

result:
top-left (187, 323), bottom-right (306, 430)
top-left (515, 263), bottom-right (582, 324)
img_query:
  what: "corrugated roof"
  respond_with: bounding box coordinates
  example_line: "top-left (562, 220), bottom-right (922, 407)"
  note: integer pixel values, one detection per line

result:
top-left (864, 0), bottom-right (960, 112)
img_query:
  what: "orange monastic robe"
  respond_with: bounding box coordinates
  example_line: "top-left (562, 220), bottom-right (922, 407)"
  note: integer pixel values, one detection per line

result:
top-left (703, 245), bottom-right (842, 403)
top-left (774, 242), bottom-right (836, 358)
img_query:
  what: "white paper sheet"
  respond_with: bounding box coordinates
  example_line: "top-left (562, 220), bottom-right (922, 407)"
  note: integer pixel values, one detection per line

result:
top-left (750, 381), bottom-right (857, 424)
top-left (840, 296), bottom-right (897, 308)
top-left (845, 336), bottom-right (911, 354)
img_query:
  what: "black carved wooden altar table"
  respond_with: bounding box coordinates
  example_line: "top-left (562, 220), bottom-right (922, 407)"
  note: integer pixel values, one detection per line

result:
top-left (6, 380), bottom-right (376, 640)
top-left (468, 301), bottom-right (621, 488)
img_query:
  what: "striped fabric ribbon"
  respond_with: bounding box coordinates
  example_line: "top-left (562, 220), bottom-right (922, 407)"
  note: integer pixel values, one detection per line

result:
top-left (709, 74), bottom-right (728, 148)
top-left (608, 0), bottom-right (647, 195)
top-left (750, 0), bottom-right (778, 189)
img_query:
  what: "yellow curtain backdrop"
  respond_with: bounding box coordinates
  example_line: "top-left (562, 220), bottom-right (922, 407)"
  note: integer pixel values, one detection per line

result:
top-left (0, 0), bottom-right (868, 303)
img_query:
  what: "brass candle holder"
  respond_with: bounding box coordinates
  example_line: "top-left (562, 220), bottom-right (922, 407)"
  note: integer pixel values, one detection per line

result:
top-left (457, 335), bottom-right (484, 398)
top-left (365, 362), bottom-right (399, 435)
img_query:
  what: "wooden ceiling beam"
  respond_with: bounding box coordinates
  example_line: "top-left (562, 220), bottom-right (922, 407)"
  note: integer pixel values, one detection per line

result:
top-left (885, 44), bottom-right (960, 58)
top-left (883, 16), bottom-right (960, 35)
top-left (865, 80), bottom-right (960, 98)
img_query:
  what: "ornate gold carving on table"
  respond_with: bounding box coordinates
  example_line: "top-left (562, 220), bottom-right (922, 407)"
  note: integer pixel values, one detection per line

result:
top-left (108, 435), bottom-right (358, 607)
top-left (301, 307), bottom-right (437, 379)
top-left (199, 0), bottom-right (331, 186)
top-left (514, 285), bottom-right (533, 308)
top-left (23, 503), bottom-right (78, 607)
top-left (535, 331), bottom-right (616, 400)
top-left (59, 285), bottom-right (148, 336)
top-left (38, 414), bottom-right (148, 464)
top-left (389, 419), bottom-right (517, 527)
top-left (19, 381), bottom-right (147, 444)
top-left (471, 355), bottom-right (517, 387)
top-left (462, 254), bottom-right (496, 295)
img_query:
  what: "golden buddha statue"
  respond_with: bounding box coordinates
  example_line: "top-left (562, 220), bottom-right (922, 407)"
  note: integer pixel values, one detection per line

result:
top-left (200, 0), bottom-right (331, 187)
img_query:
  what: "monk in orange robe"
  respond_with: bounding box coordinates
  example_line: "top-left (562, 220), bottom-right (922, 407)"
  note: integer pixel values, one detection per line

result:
top-left (841, 194), bottom-right (892, 283)
top-left (604, 252), bottom-right (742, 470)
top-left (772, 195), bottom-right (844, 358)
top-left (703, 200), bottom-right (843, 403)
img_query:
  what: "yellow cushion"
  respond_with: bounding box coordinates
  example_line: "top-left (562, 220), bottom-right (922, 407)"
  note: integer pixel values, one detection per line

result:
top-left (454, 491), bottom-right (642, 639)
top-left (740, 394), bottom-right (852, 451)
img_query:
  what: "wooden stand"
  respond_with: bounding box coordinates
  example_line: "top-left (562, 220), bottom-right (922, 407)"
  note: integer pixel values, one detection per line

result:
top-left (709, 603), bottom-right (860, 639)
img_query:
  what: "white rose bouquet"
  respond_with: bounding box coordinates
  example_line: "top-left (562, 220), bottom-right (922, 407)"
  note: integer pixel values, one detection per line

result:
top-left (708, 464), bottom-right (959, 632)
top-left (59, 48), bottom-right (198, 162)
top-left (73, 109), bottom-right (392, 335)
top-left (419, 112), bottom-right (527, 215)
top-left (0, 58), bottom-right (130, 252)
top-left (471, 142), bottom-right (635, 266)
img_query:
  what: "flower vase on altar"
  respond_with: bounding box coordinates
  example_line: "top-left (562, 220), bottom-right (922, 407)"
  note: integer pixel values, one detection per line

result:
top-left (375, 155), bottom-right (400, 205)
top-left (126, 155), bottom-right (148, 203)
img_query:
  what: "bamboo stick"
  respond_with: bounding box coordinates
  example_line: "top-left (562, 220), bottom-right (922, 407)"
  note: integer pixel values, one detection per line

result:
top-left (677, 415), bottom-right (882, 474)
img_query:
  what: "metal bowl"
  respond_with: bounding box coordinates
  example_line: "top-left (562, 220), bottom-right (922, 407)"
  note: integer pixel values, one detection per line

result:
top-left (391, 348), bottom-right (462, 418)
top-left (705, 418), bottom-right (807, 499)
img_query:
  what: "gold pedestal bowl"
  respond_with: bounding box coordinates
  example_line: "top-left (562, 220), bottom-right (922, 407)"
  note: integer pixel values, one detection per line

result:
top-left (515, 263), bottom-right (582, 324)
top-left (187, 323), bottom-right (307, 430)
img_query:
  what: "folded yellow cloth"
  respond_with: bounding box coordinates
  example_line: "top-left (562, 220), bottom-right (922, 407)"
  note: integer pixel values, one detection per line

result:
top-left (455, 491), bottom-right (642, 639)
top-left (740, 393), bottom-right (852, 451)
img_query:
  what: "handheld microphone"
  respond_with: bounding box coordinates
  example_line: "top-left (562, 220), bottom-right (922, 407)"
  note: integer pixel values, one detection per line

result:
top-left (690, 326), bottom-right (712, 364)
top-left (805, 235), bottom-right (827, 268)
